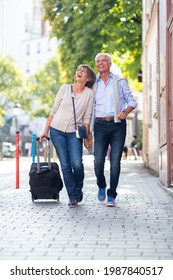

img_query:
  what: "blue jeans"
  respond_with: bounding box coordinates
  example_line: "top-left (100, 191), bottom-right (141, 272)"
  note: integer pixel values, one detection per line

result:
top-left (50, 127), bottom-right (84, 200)
top-left (94, 119), bottom-right (126, 199)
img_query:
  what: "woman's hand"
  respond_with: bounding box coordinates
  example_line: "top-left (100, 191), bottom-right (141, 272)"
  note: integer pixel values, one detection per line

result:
top-left (40, 132), bottom-right (48, 142)
top-left (84, 138), bottom-right (91, 150)
top-left (84, 132), bottom-right (92, 150)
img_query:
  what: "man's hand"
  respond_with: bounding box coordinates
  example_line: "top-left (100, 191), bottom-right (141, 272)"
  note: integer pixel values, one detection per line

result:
top-left (88, 132), bottom-right (93, 143)
top-left (84, 132), bottom-right (92, 150)
top-left (84, 138), bottom-right (91, 150)
top-left (117, 110), bottom-right (128, 120)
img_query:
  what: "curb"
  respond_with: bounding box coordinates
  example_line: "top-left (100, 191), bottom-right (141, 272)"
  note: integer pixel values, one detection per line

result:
top-left (158, 181), bottom-right (173, 198)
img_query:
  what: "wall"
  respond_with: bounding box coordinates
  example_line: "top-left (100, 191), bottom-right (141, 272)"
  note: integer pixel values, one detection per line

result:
top-left (142, 0), bottom-right (159, 173)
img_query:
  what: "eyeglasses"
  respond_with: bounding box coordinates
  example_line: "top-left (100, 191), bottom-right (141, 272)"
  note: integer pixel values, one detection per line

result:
top-left (76, 67), bottom-right (89, 74)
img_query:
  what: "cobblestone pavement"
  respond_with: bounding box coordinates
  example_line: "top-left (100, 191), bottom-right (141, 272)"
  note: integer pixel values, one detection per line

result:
top-left (0, 155), bottom-right (173, 260)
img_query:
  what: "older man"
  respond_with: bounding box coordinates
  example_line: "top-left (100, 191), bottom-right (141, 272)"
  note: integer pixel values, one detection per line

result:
top-left (90, 53), bottom-right (137, 207)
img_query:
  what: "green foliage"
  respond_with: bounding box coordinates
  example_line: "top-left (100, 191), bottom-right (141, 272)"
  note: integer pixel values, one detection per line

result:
top-left (0, 55), bottom-right (60, 124)
top-left (0, 55), bottom-right (32, 121)
top-left (0, 55), bottom-right (22, 91)
top-left (0, 105), bottom-right (5, 127)
top-left (0, 55), bottom-right (24, 97)
top-left (137, 119), bottom-right (143, 150)
top-left (112, 52), bottom-right (142, 91)
top-left (29, 57), bottom-right (60, 116)
top-left (42, 0), bottom-right (142, 82)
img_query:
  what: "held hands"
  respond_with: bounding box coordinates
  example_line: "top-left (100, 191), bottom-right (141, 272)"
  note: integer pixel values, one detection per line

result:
top-left (84, 132), bottom-right (92, 151)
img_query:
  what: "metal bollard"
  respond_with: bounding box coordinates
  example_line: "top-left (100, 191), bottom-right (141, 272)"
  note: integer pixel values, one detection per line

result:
top-left (31, 133), bottom-right (36, 163)
top-left (16, 131), bottom-right (20, 189)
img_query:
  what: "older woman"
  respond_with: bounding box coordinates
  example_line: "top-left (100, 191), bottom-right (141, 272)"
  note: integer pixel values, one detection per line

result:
top-left (40, 64), bottom-right (96, 207)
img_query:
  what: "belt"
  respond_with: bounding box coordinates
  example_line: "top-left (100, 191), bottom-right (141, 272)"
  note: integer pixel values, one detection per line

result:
top-left (95, 116), bottom-right (114, 121)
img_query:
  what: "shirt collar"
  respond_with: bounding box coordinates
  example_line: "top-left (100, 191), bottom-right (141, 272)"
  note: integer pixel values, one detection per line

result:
top-left (97, 72), bottom-right (113, 82)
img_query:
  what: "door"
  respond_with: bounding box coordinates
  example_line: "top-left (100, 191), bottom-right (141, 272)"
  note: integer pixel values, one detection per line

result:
top-left (167, 9), bottom-right (173, 185)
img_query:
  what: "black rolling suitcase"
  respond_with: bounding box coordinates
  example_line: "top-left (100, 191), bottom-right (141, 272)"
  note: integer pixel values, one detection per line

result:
top-left (29, 137), bottom-right (63, 202)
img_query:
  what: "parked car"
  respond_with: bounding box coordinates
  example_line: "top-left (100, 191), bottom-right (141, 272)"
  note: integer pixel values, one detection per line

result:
top-left (2, 142), bottom-right (16, 158)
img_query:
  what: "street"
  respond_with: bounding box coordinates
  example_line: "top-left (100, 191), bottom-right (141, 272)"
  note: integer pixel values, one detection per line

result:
top-left (0, 155), bottom-right (173, 260)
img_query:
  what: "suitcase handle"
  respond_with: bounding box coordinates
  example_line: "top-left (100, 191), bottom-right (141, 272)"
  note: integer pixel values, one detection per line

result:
top-left (36, 137), bottom-right (51, 172)
top-left (36, 136), bottom-right (50, 141)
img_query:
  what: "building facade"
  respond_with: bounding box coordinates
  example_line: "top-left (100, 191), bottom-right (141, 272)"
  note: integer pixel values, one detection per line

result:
top-left (142, 0), bottom-right (173, 187)
top-left (0, 0), bottom-right (58, 156)
top-left (0, 0), bottom-right (58, 76)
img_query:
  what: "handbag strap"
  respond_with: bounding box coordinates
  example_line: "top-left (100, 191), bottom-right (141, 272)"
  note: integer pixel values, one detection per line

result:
top-left (71, 85), bottom-right (77, 130)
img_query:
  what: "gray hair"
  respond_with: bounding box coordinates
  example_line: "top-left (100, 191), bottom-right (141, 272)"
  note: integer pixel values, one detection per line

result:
top-left (95, 53), bottom-right (112, 63)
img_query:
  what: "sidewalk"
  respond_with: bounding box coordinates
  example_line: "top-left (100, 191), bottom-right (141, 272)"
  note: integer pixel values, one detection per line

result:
top-left (0, 155), bottom-right (173, 260)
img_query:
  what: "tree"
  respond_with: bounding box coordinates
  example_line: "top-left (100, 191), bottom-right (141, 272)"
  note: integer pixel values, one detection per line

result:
top-left (42, 0), bottom-right (142, 82)
top-left (0, 55), bottom-right (23, 93)
top-left (29, 57), bottom-right (60, 116)
top-left (0, 55), bottom-right (31, 126)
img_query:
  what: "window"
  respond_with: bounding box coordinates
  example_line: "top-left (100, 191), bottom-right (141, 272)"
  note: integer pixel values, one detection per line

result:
top-left (47, 42), bottom-right (51, 52)
top-left (26, 44), bottom-right (30, 55)
top-left (37, 42), bottom-right (40, 53)
top-left (26, 62), bottom-right (30, 73)
top-left (149, 63), bottom-right (152, 91)
top-left (25, 13), bottom-right (29, 32)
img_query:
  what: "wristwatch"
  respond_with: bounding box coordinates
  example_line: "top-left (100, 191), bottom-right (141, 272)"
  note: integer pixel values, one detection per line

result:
top-left (122, 110), bottom-right (128, 116)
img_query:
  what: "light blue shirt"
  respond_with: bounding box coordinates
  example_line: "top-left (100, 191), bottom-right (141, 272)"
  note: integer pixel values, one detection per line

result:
top-left (95, 73), bottom-right (137, 117)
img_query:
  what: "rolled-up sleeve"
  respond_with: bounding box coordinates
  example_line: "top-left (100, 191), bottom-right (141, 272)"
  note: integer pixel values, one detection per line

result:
top-left (119, 79), bottom-right (138, 109)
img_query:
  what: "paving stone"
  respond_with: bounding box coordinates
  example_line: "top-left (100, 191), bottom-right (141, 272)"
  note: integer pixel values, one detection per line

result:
top-left (0, 156), bottom-right (173, 260)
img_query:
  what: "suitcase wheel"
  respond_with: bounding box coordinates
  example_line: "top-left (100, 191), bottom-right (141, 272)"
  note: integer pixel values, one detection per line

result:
top-left (54, 193), bottom-right (59, 202)
top-left (32, 194), bottom-right (37, 202)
